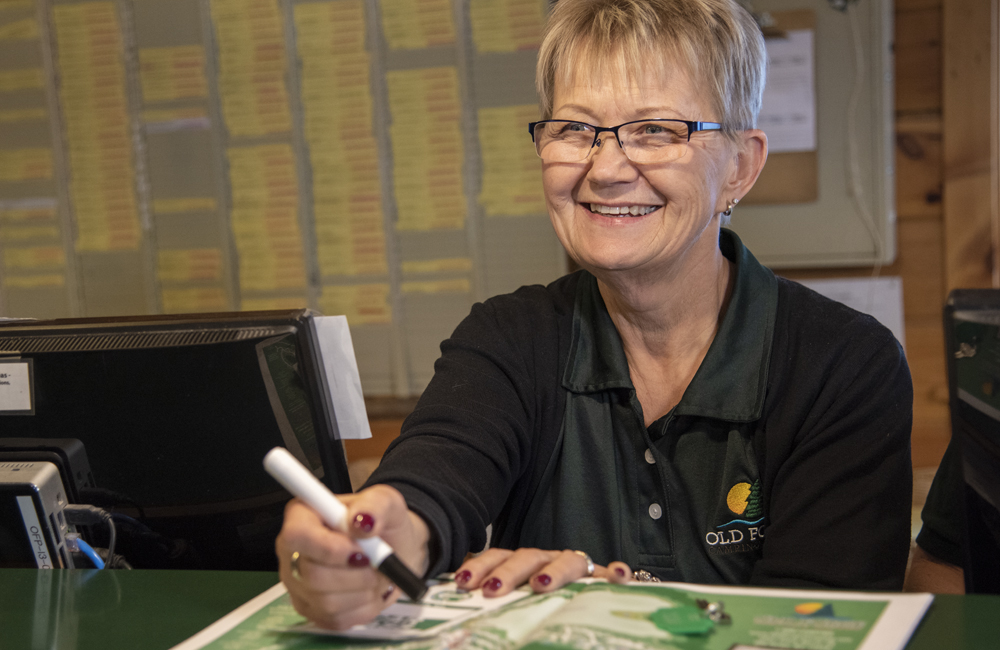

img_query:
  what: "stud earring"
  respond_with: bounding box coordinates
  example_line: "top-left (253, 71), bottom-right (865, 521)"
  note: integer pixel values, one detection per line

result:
top-left (722, 197), bottom-right (740, 217)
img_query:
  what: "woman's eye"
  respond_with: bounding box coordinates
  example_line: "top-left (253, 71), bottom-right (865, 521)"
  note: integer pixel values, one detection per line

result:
top-left (643, 124), bottom-right (666, 134)
top-left (565, 122), bottom-right (590, 132)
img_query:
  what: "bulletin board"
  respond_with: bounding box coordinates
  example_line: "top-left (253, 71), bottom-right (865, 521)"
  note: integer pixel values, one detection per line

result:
top-left (0, 0), bottom-right (895, 396)
top-left (731, 0), bottom-right (896, 268)
top-left (0, 0), bottom-right (564, 396)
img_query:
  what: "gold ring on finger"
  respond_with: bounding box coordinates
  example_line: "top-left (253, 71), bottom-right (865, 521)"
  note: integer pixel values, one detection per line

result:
top-left (290, 551), bottom-right (302, 581)
top-left (573, 550), bottom-right (595, 577)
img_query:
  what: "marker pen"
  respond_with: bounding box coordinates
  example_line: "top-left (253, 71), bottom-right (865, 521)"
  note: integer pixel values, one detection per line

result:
top-left (263, 447), bottom-right (428, 601)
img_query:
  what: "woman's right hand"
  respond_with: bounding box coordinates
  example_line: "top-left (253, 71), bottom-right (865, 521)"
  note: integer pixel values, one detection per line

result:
top-left (452, 547), bottom-right (632, 596)
top-left (275, 484), bottom-right (431, 630)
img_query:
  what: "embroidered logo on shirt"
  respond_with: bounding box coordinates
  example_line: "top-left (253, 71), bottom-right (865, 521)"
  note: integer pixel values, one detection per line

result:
top-left (723, 480), bottom-right (764, 524)
top-left (705, 479), bottom-right (765, 554)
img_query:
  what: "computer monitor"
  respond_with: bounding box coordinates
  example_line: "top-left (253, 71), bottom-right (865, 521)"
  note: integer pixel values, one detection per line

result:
top-left (0, 309), bottom-right (352, 570)
top-left (944, 290), bottom-right (1000, 594)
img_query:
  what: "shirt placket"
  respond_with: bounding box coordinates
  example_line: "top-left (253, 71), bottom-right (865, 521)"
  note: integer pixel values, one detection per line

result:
top-left (623, 393), bottom-right (676, 574)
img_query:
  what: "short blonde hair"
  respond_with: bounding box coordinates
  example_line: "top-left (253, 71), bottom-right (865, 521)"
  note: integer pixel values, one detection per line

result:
top-left (536, 0), bottom-right (766, 133)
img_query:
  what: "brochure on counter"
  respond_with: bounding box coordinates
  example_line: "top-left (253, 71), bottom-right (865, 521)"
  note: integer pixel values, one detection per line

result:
top-left (171, 577), bottom-right (933, 650)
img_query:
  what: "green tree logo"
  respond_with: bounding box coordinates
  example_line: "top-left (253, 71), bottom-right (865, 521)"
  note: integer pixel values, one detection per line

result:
top-left (744, 479), bottom-right (762, 519)
top-left (726, 479), bottom-right (762, 518)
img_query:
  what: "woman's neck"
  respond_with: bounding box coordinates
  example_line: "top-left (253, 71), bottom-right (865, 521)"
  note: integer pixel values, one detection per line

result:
top-left (596, 238), bottom-right (733, 354)
top-left (594, 233), bottom-right (735, 424)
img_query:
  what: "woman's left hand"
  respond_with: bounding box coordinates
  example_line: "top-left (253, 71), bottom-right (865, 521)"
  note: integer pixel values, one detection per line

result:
top-left (453, 548), bottom-right (632, 596)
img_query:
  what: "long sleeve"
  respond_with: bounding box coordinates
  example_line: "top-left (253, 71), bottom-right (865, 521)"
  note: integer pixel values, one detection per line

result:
top-left (751, 282), bottom-right (913, 590)
top-left (363, 277), bottom-right (576, 576)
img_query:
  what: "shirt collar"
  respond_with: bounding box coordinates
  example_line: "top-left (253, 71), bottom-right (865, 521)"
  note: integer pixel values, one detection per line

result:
top-left (562, 228), bottom-right (778, 422)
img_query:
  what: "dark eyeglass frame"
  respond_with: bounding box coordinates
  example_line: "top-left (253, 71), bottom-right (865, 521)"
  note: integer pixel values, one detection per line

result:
top-left (527, 118), bottom-right (724, 159)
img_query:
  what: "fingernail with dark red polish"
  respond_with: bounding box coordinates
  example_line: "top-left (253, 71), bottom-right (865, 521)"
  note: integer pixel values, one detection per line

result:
top-left (484, 577), bottom-right (502, 592)
top-left (615, 567), bottom-right (626, 578)
top-left (347, 552), bottom-right (370, 567)
top-left (455, 570), bottom-right (472, 584)
top-left (353, 513), bottom-right (375, 533)
top-left (535, 574), bottom-right (552, 586)
top-left (382, 585), bottom-right (396, 601)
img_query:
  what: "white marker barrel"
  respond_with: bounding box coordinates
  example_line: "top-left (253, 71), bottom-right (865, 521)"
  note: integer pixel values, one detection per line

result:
top-left (263, 447), bottom-right (392, 565)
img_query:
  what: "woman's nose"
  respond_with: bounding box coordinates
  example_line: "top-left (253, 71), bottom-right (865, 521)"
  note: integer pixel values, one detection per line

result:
top-left (587, 135), bottom-right (639, 182)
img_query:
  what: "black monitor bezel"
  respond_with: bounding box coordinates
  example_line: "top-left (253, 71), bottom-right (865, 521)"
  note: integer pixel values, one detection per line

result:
top-left (0, 308), bottom-right (353, 496)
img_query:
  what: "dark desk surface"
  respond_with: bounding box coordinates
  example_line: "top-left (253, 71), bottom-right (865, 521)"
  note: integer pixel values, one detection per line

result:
top-left (0, 568), bottom-right (997, 649)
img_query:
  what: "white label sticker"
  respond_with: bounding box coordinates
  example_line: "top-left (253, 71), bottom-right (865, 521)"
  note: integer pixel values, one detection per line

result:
top-left (0, 361), bottom-right (32, 412)
top-left (16, 495), bottom-right (53, 568)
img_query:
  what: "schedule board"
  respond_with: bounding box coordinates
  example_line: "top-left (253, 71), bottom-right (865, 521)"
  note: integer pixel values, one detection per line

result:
top-left (0, 0), bottom-right (564, 396)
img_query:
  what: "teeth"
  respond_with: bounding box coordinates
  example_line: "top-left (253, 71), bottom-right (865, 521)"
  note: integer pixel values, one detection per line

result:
top-left (589, 204), bottom-right (658, 216)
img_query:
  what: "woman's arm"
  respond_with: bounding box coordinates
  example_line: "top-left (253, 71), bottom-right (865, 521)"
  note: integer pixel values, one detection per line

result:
top-left (277, 279), bottom-right (616, 628)
top-left (904, 546), bottom-right (965, 593)
top-left (906, 437), bottom-right (966, 593)
top-left (751, 300), bottom-right (914, 590)
top-left (365, 283), bottom-right (574, 575)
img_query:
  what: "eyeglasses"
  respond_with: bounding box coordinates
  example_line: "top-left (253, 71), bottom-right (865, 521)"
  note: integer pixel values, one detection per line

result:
top-left (527, 119), bottom-right (724, 164)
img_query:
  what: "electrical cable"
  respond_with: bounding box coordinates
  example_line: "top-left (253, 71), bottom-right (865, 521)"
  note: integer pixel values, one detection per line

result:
top-left (111, 511), bottom-right (153, 533)
top-left (839, 1), bottom-right (886, 317)
top-left (74, 538), bottom-right (106, 569)
top-left (64, 504), bottom-right (118, 569)
top-left (77, 487), bottom-right (146, 520)
top-left (105, 512), bottom-right (117, 565)
top-left (845, 1), bottom-right (885, 313)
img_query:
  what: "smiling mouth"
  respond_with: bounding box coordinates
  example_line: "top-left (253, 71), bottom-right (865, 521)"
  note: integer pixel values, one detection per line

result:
top-left (587, 203), bottom-right (661, 217)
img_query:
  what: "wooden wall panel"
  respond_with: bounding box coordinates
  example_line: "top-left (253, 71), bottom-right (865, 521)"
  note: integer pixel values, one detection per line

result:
top-left (907, 317), bottom-right (952, 467)
top-left (943, 0), bottom-right (994, 292)
top-left (944, 172), bottom-right (994, 289)
top-left (897, 219), bottom-right (947, 318)
top-left (896, 7), bottom-right (943, 113)
top-left (896, 117), bottom-right (943, 220)
top-left (943, 0), bottom-right (992, 169)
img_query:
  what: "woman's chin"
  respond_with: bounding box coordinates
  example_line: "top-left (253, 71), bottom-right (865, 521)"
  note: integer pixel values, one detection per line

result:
top-left (573, 252), bottom-right (653, 276)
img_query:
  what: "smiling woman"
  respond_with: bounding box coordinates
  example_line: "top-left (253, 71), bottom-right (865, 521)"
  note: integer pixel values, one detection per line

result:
top-left (275, 0), bottom-right (913, 631)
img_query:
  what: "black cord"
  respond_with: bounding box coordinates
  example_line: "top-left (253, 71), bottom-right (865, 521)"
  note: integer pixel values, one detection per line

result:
top-left (76, 488), bottom-right (146, 520)
top-left (96, 547), bottom-right (133, 569)
top-left (64, 504), bottom-right (117, 569)
top-left (111, 512), bottom-right (153, 533)
top-left (106, 514), bottom-right (116, 564)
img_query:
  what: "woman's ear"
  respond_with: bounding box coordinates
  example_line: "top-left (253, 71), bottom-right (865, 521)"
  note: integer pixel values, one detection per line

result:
top-left (726, 129), bottom-right (768, 202)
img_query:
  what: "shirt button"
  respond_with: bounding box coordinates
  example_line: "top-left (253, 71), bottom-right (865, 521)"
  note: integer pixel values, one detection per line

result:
top-left (648, 503), bottom-right (662, 520)
top-left (644, 449), bottom-right (655, 464)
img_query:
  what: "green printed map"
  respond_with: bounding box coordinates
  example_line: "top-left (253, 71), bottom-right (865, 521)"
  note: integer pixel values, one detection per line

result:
top-left (186, 580), bottom-right (930, 650)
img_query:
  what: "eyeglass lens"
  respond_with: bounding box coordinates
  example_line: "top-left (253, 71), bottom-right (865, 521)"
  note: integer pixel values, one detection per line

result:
top-left (532, 120), bottom-right (694, 163)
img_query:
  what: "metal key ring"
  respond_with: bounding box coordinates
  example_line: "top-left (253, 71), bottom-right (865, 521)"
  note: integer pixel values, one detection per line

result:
top-left (633, 569), bottom-right (660, 582)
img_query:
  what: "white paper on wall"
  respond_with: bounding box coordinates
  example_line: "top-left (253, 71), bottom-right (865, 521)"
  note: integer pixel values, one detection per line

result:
top-left (759, 29), bottom-right (816, 153)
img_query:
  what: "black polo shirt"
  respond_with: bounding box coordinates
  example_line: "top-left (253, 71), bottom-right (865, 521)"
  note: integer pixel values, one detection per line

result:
top-left (516, 232), bottom-right (777, 583)
top-left (372, 229), bottom-right (913, 589)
